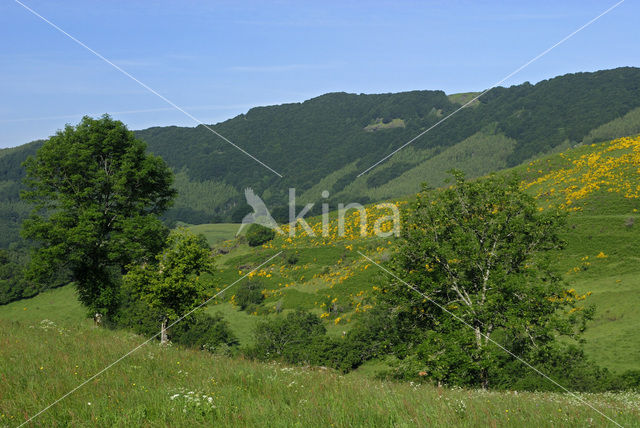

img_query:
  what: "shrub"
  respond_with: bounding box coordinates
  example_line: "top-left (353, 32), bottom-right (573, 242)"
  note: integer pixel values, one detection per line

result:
top-left (195, 233), bottom-right (211, 249)
top-left (248, 310), bottom-right (325, 361)
top-left (171, 312), bottom-right (239, 352)
top-left (113, 290), bottom-right (238, 351)
top-left (245, 310), bottom-right (370, 373)
top-left (285, 251), bottom-right (299, 265)
top-left (234, 280), bottom-right (264, 311)
top-left (246, 224), bottom-right (275, 247)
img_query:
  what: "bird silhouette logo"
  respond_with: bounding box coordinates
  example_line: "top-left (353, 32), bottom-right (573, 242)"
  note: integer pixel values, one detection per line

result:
top-left (236, 188), bottom-right (282, 235)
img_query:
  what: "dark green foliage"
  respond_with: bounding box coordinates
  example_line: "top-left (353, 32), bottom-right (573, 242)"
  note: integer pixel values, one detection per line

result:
top-left (21, 115), bottom-right (176, 316)
top-left (341, 304), bottom-right (404, 362)
top-left (619, 370), bottom-right (640, 390)
top-left (246, 224), bottom-right (275, 247)
top-left (233, 280), bottom-right (264, 311)
top-left (284, 251), bottom-right (299, 265)
top-left (376, 172), bottom-right (595, 389)
top-left (490, 344), bottom-right (619, 392)
top-left (170, 312), bottom-right (239, 352)
top-left (249, 311), bottom-right (326, 360)
top-left (113, 292), bottom-right (237, 351)
top-left (195, 233), bottom-right (210, 250)
top-left (366, 162), bottom-right (413, 188)
top-left (111, 291), bottom-right (163, 335)
top-left (247, 310), bottom-right (378, 373)
top-left (0, 249), bottom-right (35, 304)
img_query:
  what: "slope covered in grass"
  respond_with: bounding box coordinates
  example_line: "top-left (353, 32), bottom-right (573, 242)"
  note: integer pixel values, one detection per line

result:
top-left (187, 223), bottom-right (243, 246)
top-left (200, 136), bottom-right (640, 373)
top-left (1, 303), bottom-right (638, 427)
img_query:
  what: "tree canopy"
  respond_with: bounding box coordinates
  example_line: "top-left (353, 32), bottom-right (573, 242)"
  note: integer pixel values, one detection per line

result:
top-left (383, 172), bottom-right (592, 388)
top-left (21, 115), bottom-right (176, 316)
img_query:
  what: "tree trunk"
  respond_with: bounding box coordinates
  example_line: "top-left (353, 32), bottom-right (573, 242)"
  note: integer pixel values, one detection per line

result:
top-left (160, 317), bottom-right (168, 346)
top-left (474, 326), bottom-right (483, 348)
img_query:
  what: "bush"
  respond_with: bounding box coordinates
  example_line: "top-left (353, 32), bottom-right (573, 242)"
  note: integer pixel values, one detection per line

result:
top-left (619, 370), bottom-right (640, 390)
top-left (195, 233), bottom-right (210, 250)
top-left (245, 310), bottom-right (370, 373)
top-left (111, 295), bottom-right (162, 335)
top-left (285, 251), bottom-right (299, 265)
top-left (113, 290), bottom-right (238, 351)
top-left (248, 310), bottom-right (326, 361)
top-left (171, 312), bottom-right (239, 352)
top-left (246, 224), bottom-right (275, 247)
top-left (234, 280), bottom-right (264, 311)
top-left (0, 248), bottom-right (68, 305)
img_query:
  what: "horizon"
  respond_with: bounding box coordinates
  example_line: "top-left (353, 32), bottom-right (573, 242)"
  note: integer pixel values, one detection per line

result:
top-left (1, 0), bottom-right (639, 148)
top-left (1, 65), bottom-right (635, 149)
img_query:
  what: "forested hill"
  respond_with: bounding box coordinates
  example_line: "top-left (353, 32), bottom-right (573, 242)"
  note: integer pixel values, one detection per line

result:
top-left (2, 67), bottom-right (640, 247)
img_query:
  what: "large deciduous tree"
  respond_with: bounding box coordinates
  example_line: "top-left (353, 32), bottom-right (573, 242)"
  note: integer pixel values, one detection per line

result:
top-left (21, 115), bottom-right (176, 316)
top-left (385, 172), bottom-right (592, 388)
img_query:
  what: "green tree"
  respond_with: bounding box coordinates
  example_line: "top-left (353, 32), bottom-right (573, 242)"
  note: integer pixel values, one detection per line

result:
top-left (250, 310), bottom-right (326, 360)
top-left (233, 280), bottom-right (264, 311)
top-left (20, 115), bottom-right (176, 317)
top-left (384, 172), bottom-right (592, 388)
top-left (123, 229), bottom-right (215, 345)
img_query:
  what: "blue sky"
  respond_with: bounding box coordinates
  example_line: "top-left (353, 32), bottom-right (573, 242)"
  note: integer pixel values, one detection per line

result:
top-left (1, 0), bottom-right (638, 148)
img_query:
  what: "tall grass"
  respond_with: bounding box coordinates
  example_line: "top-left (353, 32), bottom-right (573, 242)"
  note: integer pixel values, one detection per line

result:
top-left (1, 319), bottom-right (638, 427)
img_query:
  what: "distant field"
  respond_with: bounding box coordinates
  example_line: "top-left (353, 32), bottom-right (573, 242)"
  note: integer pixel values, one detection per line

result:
top-left (447, 91), bottom-right (481, 107)
top-left (363, 118), bottom-right (406, 132)
top-left (187, 223), bottom-right (242, 246)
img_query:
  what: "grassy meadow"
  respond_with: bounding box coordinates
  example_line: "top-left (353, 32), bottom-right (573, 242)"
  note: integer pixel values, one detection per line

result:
top-left (1, 303), bottom-right (638, 427)
top-left (186, 223), bottom-right (243, 246)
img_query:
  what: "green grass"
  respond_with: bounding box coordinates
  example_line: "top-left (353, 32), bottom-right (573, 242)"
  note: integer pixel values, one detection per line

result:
top-left (205, 302), bottom-right (260, 346)
top-left (447, 92), bottom-right (481, 107)
top-left (555, 212), bottom-right (640, 373)
top-left (187, 223), bottom-right (242, 246)
top-left (0, 285), bottom-right (84, 324)
top-left (363, 118), bottom-right (406, 132)
top-left (1, 318), bottom-right (638, 427)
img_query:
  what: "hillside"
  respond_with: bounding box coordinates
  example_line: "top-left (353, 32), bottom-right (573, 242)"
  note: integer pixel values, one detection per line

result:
top-left (7, 135), bottom-right (640, 368)
top-left (198, 135), bottom-right (640, 373)
top-left (2, 67), bottom-right (640, 249)
top-left (2, 136), bottom-right (640, 426)
top-left (2, 311), bottom-right (638, 426)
